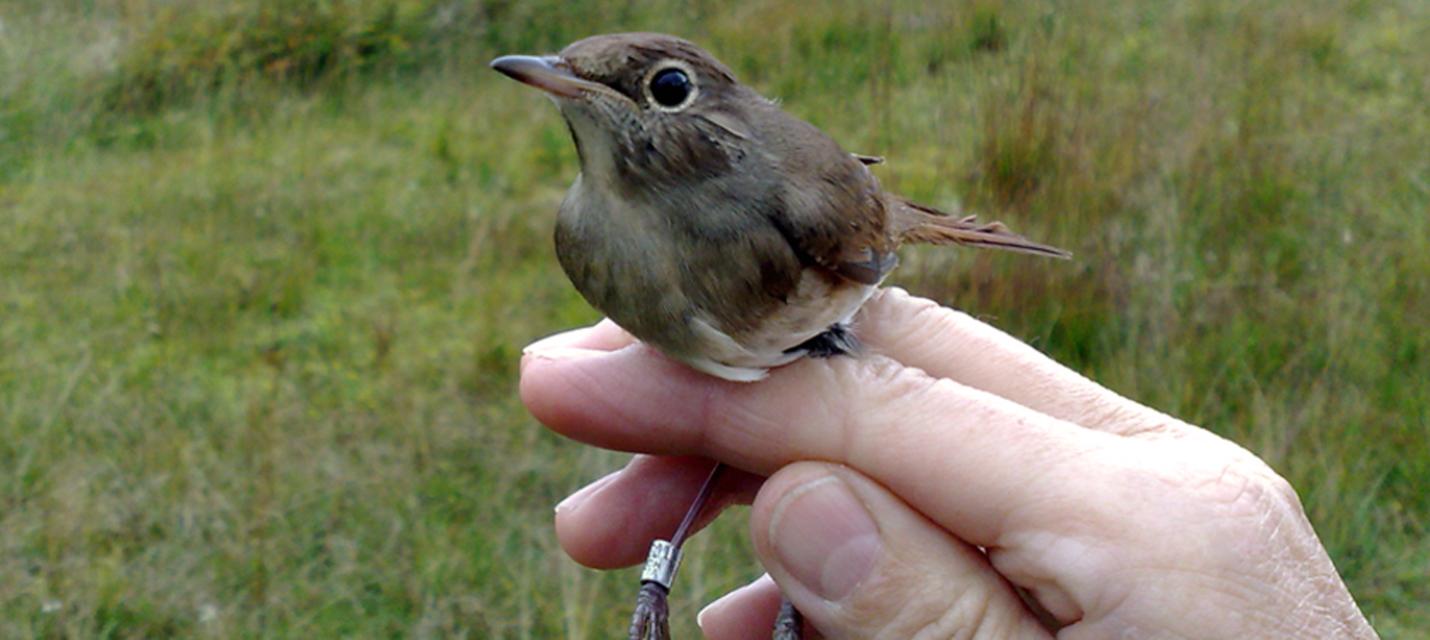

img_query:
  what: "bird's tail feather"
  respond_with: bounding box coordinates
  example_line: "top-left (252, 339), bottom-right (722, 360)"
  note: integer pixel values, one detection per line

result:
top-left (893, 199), bottom-right (1071, 259)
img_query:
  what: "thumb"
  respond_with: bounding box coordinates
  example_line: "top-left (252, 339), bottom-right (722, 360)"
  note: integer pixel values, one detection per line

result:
top-left (747, 462), bottom-right (1050, 640)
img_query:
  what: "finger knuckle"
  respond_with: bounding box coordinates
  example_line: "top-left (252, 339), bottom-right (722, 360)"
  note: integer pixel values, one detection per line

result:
top-left (909, 592), bottom-right (993, 640)
top-left (851, 580), bottom-right (1015, 640)
top-left (1194, 461), bottom-right (1306, 529)
top-left (1113, 452), bottom-right (1310, 565)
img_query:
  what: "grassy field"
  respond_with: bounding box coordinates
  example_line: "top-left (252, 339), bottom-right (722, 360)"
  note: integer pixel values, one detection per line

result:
top-left (1, 0), bottom-right (1426, 637)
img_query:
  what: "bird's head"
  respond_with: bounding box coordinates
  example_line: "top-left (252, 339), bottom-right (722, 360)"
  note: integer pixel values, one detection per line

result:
top-left (491, 33), bottom-right (761, 195)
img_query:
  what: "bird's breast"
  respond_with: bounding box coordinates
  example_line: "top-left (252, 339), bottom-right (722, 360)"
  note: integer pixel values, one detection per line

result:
top-left (554, 174), bottom-right (872, 381)
top-left (555, 176), bottom-right (702, 353)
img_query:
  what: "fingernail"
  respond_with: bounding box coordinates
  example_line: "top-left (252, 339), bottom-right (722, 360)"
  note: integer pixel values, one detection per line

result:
top-left (697, 574), bottom-right (775, 631)
top-left (695, 597), bottom-right (719, 630)
top-left (555, 470), bottom-right (620, 516)
top-left (520, 345), bottom-right (597, 365)
top-left (519, 346), bottom-right (601, 374)
top-left (769, 476), bottom-right (880, 601)
top-left (523, 327), bottom-right (595, 354)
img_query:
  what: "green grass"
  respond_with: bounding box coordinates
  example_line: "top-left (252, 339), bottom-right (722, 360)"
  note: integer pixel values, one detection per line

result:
top-left (2, 0), bottom-right (1426, 637)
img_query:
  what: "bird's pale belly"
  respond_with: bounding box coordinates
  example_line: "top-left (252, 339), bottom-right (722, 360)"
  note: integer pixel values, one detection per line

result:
top-left (685, 268), bottom-right (874, 381)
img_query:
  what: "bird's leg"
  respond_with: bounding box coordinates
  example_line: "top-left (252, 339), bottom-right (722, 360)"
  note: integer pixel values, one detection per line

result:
top-left (773, 598), bottom-right (805, 639)
top-left (628, 462), bottom-right (726, 640)
top-left (626, 462), bottom-right (806, 639)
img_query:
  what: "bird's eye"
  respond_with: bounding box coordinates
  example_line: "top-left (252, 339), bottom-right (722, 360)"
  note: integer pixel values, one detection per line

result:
top-left (647, 66), bottom-right (695, 110)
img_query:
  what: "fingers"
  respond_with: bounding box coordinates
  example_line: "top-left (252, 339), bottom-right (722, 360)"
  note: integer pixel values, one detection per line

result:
top-left (857, 288), bottom-right (1190, 437)
top-left (554, 455), bottom-right (763, 569)
top-left (522, 343), bottom-right (1118, 546)
top-left (741, 463), bottom-right (1050, 639)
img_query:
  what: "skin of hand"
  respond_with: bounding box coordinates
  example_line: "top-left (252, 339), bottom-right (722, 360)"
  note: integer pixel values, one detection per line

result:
top-left (519, 288), bottom-right (1378, 639)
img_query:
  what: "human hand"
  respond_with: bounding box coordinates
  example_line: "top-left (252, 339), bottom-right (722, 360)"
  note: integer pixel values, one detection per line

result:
top-left (519, 288), bottom-right (1377, 639)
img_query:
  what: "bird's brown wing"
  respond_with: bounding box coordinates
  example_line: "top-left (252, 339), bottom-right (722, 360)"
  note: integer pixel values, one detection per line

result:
top-left (764, 134), bottom-right (899, 286)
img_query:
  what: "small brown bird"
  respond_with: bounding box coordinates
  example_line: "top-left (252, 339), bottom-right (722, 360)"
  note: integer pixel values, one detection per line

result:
top-left (493, 32), bottom-right (1066, 383)
top-left (492, 32), bottom-right (1068, 639)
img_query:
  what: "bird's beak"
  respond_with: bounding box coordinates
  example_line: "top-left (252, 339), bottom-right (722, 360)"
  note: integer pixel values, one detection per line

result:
top-left (489, 55), bottom-right (603, 99)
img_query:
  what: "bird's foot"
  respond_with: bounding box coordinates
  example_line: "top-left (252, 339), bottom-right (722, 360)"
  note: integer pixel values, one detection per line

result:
top-left (786, 323), bottom-right (858, 358)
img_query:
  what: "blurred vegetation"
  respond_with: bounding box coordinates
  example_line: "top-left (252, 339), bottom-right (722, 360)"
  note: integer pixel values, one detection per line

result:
top-left (99, 1), bottom-right (432, 113)
top-left (1, 0), bottom-right (1426, 637)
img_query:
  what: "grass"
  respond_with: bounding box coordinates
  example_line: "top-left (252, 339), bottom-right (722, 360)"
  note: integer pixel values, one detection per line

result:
top-left (1, 0), bottom-right (1426, 637)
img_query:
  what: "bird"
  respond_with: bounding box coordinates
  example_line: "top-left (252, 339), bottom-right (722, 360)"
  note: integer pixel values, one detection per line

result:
top-left (492, 32), bottom-right (1067, 383)
top-left (492, 32), bottom-right (1068, 639)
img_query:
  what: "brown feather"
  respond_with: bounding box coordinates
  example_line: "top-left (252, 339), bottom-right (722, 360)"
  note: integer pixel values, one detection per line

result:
top-left (761, 128), bottom-right (900, 284)
top-left (890, 198), bottom-right (1071, 259)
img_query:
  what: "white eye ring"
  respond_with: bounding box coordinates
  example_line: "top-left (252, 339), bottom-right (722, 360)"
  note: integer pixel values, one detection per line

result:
top-left (642, 59), bottom-right (699, 112)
